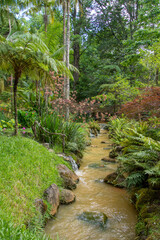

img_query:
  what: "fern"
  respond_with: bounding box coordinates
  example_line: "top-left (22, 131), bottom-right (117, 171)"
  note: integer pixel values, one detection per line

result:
top-left (126, 172), bottom-right (146, 188)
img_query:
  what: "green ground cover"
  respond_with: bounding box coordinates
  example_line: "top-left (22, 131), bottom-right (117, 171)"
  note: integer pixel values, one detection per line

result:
top-left (0, 136), bottom-right (69, 239)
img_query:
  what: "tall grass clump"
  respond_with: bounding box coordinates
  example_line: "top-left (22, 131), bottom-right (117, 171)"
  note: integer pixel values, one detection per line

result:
top-left (0, 218), bottom-right (50, 240)
top-left (35, 112), bottom-right (88, 153)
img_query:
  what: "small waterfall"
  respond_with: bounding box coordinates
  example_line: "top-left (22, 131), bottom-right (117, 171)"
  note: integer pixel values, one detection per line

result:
top-left (99, 123), bottom-right (107, 130)
top-left (68, 156), bottom-right (79, 171)
top-left (57, 154), bottom-right (78, 171)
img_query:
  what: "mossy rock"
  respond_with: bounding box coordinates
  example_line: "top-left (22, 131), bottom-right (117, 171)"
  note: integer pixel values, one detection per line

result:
top-left (136, 220), bottom-right (148, 239)
top-left (104, 171), bottom-right (126, 188)
top-left (136, 189), bottom-right (160, 210)
top-left (101, 157), bottom-right (116, 163)
top-left (135, 188), bottom-right (160, 240)
top-left (95, 178), bottom-right (104, 183)
top-left (78, 211), bottom-right (108, 228)
top-left (88, 163), bottom-right (108, 169)
top-left (109, 149), bottom-right (118, 158)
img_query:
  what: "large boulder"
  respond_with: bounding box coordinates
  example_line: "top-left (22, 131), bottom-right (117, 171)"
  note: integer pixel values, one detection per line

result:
top-left (57, 164), bottom-right (79, 190)
top-left (78, 211), bottom-right (108, 228)
top-left (60, 189), bottom-right (76, 204)
top-left (104, 171), bottom-right (125, 188)
top-left (43, 184), bottom-right (59, 216)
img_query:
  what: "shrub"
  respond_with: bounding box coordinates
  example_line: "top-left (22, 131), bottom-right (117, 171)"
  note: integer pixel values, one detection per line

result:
top-left (119, 87), bottom-right (160, 120)
top-left (34, 112), bottom-right (87, 153)
top-left (18, 110), bottom-right (38, 127)
top-left (109, 117), bottom-right (160, 190)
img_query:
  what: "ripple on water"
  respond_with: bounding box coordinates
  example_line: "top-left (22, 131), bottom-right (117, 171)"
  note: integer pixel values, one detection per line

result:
top-left (45, 130), bottom-right (137, 240)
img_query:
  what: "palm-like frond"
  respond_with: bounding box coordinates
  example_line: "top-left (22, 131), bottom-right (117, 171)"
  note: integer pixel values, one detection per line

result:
top-left (0, 32), bottom-right (70, 78)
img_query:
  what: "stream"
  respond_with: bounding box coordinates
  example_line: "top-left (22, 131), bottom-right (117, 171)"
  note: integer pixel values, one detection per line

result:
top-left (45, 130), bottom-right (137, 240)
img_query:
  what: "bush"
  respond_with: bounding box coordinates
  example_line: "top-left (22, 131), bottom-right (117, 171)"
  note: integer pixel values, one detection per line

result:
top-left (108, 117), bottom-right (160, 189)
top-left (18, 110), bottom-right (38, 127)
top-left (35, 112), bottom-right (87, 153)
top-left (119, 87), bottom-right (160, 120)
top-left (63, 121), bottom-right (87, 152)
top-left (0, 110), bottom-right (9, 122)
top-left (0, 91), bottom-right (11, 102)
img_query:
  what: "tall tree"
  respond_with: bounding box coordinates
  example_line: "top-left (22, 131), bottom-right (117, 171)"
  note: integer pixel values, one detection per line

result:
top-left (0, 32), bottom-right (68, 134)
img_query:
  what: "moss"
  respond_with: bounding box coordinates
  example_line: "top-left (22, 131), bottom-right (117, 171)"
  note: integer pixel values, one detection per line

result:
top-left (136, 220), bottom-right (148, 237)
top-left (134, 188), bottom-right (160, 240)
top-left (136, 189), bottom-right (160, 211)
top-left (109, 149), bottom-right (118, 158)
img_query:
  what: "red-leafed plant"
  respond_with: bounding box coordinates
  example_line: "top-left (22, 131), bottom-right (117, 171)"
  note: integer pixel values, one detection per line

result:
top-left (119, 87), bottom-right (160, 120)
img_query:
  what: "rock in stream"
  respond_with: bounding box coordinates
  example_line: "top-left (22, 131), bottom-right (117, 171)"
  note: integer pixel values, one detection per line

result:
top-left (78, 211), bottom-right (108, 228)
top-left (57, 164), bottom-right (79, 190)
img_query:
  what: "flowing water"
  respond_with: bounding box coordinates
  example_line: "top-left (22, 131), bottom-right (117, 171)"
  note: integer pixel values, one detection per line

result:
top-left (45, 130), bottom-right (137, 240)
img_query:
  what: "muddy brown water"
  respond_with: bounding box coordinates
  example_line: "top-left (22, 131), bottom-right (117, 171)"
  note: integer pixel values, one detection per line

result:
top-left (45, 130), bottom-right (137, 240)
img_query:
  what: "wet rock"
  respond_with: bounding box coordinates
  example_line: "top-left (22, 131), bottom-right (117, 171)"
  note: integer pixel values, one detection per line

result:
top-left (101, 157), bottom-right (116, 163)
top-left (104, 171), bottom-right (125, 188)
top-left (88, 163), bottom-right (108, 169)
top-left (90, 129), bottom-right (98, 136)
top-left (115, 146), bottom-right (124, 152)
top-left (95, 179), bottom-right (104, 183)
top-left (35, 199), bottom-right (47, 215)
top-left (103, 147), bottom-right (112, 150)
top-left (43, 184), bottom-right (59, 216)
top-left (109, 149), bottom-right (118, 158)
top-left (75, 150), bottom-right (83, 159)
top-left (57, 164), bottom-right (79, 190)
top-left (101, 141), bottom-right (107, 144)
top-left (78, 211), bottom-right (108, 227)
top-left (57, 154), bottom-right (79, 171)
top-left (60, 189), bottom-right (76, 204)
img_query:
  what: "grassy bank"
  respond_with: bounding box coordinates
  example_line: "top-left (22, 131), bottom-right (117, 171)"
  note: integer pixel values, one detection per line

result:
top-left (0, 136), bottom-right (70, 239)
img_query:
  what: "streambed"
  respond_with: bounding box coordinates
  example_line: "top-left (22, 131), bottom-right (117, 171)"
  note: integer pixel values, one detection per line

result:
top-left (45, 130), bottom-right (137, 240)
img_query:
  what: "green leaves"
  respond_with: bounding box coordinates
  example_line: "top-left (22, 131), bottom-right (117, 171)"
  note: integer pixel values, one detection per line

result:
top-left (109, 116), bottom-right (160, 189)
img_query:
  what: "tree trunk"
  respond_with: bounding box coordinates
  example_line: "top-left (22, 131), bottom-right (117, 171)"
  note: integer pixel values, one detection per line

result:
top-left (73, 6), bottom-right (80, 89)
top-left (11, 74), bottom-right (14, 114)
top-left (8, 18), bottom-right (11, 36)
top-left (155, 68), bottom-right (159, 86)
top-left (44, 4), bottom-right (48, 34)
top-left (66, 0), bottom-right (70, 119)
top-left (73, 43), bottom-right (80, 89)
top-left (36, 80), bottom-right (38, 107)
top-left (136, 0), bottom-right (139, 20)
top-left (38, 80), bottom-right (41, 115)
top-left (14, 71), bottom-right (21, 135)
top-left (63, 0), bottom-right (67, 96)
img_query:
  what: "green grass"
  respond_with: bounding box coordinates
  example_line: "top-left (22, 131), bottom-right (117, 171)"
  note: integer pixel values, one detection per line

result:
top-left (0, 218), bottom-right (50, 240)
top-left (0, 135), bottom-right (70, 238)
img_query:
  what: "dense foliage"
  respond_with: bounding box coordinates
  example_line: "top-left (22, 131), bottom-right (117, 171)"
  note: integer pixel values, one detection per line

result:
top-left (0, 0), bottom-right (160, 239)
top-left (108, 116), bottom-right (160, 239)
